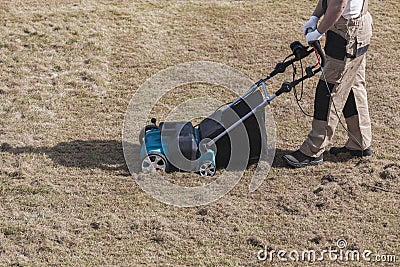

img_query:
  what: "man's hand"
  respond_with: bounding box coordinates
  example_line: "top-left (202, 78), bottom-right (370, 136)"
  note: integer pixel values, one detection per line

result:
top-left (302, 16), bottom-right (319, 35)
top-left (306, 29), bottom-right (323, 43)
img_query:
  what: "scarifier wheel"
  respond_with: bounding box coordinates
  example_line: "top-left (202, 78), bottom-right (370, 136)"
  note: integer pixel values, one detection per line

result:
top-left (199, 160), bottom-right (216, 177)
top-left (141, 153), bottom-right (167, 173)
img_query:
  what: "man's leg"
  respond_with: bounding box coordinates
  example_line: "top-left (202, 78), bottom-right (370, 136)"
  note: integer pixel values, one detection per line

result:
top-left (299, 81), bottom-right (347, 158)
top-left (299, 54), bottom-right (366, 157)
top-left (284, 54), bottom-right (365, 167)
top-left (343, 54), bottom-right (372, 151)
top-left (332, 13), bottom-right (373, 156)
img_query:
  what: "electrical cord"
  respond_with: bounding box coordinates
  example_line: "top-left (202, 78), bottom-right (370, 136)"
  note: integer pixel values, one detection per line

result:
top-left (292, 58), bottom-right (313, 117)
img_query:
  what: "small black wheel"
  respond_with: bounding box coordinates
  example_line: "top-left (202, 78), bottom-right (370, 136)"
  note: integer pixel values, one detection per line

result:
top-left (199, 160), bottom-right (216, 177)
top-left (139, 125), bottom-right (159, 145)
top-left (141, 153), bottom-right (168, 173)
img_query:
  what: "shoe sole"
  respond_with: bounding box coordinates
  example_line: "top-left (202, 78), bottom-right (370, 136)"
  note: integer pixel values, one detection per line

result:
top-left (282, 155), bottom-right (323, 168)
top-left (329, 147), bottom-right (349, 156)
top-left (330, 147), bottom-right (372, 157)
top-left (350, 151), bottom-right (372, 157)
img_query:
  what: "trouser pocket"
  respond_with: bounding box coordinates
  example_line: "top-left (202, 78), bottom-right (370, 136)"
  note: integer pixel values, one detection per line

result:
top-left (328, 13), bottom-right (372, 60)
top-left (354, 13), bottom-right (372, 57)
top-left (348, 14), bottom-right (373, 58)
top-left (349, 30), bottom-right (371, 58)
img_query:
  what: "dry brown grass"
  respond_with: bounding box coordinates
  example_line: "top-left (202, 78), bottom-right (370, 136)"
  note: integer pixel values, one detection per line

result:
top-left (0, 0), bottom-right (399, 266)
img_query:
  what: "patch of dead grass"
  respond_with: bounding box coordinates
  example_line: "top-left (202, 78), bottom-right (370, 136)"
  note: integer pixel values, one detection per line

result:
top-left (0, 0), bottom-right (399, 266)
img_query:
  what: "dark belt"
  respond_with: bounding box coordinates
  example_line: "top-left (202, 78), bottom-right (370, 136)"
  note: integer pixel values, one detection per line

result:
top-left (346, 45), bottom-right (370, 59)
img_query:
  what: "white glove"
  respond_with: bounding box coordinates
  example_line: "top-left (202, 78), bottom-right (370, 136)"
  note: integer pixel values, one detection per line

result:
top-left (302, 15), bottom-right (319, 35)
top-left (306, 29), bottom-right (323, 43)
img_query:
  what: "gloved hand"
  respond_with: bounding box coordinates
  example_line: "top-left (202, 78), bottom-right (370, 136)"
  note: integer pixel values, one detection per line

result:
top-left (306, 29), bottom-right (323, 43)
top-left (302, 16), bottom-right (319, 35)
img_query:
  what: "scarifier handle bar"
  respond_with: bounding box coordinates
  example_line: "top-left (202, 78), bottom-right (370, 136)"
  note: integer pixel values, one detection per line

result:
top-left (268, 41), bottom-right (314, 79)
top-left (309, 40), bottom-right (326, 67)
top-left (272, 30), bottom-right (327, 99)
top-left (226, 40), bottom-right (319, 109)
top-left (260, 38), bottom-right (326, 88)
top-left (209, 40), bottom-right (326, 148)
top-left (305, 27), bottom-right (326, 67)
top-left (274, 66), bottom-right (321, 97)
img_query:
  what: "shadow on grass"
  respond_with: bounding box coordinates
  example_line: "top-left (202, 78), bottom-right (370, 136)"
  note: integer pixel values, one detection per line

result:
top-left (2, 142), bottom-right (341, 172)
top-left (0, 140), bottom-right (141, 174)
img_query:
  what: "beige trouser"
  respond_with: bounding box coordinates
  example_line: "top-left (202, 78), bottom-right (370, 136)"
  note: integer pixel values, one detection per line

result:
top-left (300, 12), bottom-right (373, 157)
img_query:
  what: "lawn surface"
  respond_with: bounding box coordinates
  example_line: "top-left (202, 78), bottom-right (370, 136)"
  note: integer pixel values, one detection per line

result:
top-left (0, 0), bottom-right (399, 266)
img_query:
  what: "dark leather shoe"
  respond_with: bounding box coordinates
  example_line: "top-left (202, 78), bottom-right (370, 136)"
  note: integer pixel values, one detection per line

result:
top-left (283, 150), bottom-right (323, 168)
top-left (329, 146), bottom-right (372, 157)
